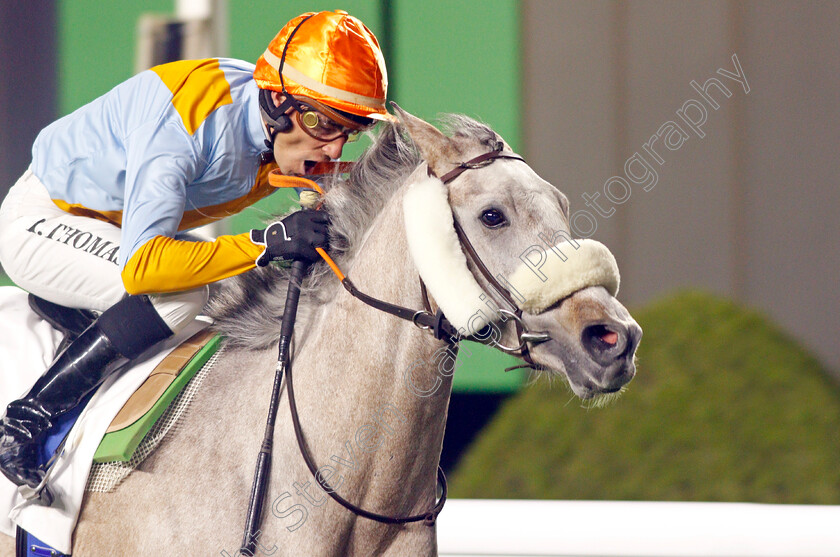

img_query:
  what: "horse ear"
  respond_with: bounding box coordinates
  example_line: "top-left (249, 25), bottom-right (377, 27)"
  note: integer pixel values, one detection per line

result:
top-left (391, 102), bottom-right (460, 176)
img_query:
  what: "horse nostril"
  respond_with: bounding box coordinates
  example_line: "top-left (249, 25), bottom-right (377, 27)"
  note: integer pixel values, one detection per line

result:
top-left (585, 324), bottom-right (618, 348)
top-left (582, 323), bottom-right (627, 364)
top-left (599, 328), bottom-right (618, 346)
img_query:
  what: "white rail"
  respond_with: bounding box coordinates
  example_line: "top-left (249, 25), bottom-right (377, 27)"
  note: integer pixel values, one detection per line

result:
top-left (437, 499), bottom-right (840, 557)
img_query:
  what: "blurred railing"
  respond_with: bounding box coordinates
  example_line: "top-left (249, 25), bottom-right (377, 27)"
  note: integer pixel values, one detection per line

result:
top-left (437, 499), bottom-right (840, 557)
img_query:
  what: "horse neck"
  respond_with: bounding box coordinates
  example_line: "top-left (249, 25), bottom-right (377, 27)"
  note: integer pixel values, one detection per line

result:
top-left (289, 184), bottom-right (454, 516)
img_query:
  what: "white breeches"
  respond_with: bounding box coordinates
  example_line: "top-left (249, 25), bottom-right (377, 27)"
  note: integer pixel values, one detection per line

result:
top-left (0, 169), bottom-right (206, 333)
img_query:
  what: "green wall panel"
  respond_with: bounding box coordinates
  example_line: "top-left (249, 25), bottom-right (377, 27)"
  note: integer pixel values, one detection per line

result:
top-left (393, 0), bottom-right (521, 151)
top-left (58, 0), bottom-right (172, 115)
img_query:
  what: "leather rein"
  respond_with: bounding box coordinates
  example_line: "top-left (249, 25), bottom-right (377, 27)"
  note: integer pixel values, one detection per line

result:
top-left (282, 144), bottom-right (547, 527)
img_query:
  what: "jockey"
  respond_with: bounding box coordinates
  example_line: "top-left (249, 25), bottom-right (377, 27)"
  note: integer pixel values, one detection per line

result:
top-left (0, 10), bottom-right (388, 497)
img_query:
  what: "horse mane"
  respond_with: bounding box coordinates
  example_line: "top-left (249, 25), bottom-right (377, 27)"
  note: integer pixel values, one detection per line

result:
top-left (207, 115), bottom-right (499, 349)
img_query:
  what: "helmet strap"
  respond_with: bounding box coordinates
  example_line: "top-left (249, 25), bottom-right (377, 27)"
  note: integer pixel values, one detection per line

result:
top-left (277, 13), bottom-right (318, 91)
top-left (260, 12), bottom-right (319, 148)
top-left (260, 88), bottom-right (295, 135)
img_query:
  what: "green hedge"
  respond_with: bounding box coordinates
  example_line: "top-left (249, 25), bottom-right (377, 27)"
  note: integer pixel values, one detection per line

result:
top-left (449, 291), bottom-right (840, 504)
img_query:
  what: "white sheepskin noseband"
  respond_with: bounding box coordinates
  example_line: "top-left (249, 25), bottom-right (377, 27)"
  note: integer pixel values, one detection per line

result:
top-left (507, 239), bottom-right (619, 313)
top-left (403, 172), bottom-right (621, 332)
top-left (403, 175), bottom-right (493, 335)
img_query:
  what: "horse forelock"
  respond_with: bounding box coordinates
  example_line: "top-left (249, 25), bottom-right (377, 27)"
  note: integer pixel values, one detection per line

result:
top-left (438, 113), bottom-right (502, 152)
top-left (207, 115), bottom-right (498, 349)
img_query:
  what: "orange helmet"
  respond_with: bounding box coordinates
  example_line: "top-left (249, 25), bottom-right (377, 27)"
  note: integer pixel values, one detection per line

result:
top-left (254, 10), bottom-right (389, 121)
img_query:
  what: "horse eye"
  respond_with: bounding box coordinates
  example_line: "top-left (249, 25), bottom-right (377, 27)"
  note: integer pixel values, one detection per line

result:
top-left (479, 208), bottom-right (508, 229)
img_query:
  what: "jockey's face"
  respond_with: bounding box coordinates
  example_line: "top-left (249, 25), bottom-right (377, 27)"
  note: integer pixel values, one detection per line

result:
top-left (269, 92), bottom-right (348, 177)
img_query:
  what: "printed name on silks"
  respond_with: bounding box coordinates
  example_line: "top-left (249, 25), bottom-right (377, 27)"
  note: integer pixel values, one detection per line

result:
top-left (27, 218), bottom-right (120, 265)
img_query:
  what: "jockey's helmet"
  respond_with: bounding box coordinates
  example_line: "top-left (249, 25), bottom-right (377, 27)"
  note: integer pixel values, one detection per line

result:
top-left (254, 10), bottom-right (389, 134)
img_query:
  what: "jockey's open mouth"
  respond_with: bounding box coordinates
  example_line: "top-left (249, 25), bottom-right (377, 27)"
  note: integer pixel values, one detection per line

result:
top-left (303, 160), bottom-right (318, 174)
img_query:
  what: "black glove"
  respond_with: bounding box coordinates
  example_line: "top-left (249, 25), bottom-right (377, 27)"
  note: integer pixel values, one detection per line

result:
top-left (251, 209), bottom-right (330, 266)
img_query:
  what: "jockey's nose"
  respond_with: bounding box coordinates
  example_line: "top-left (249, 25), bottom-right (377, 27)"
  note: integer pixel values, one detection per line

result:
top-left (322, 136), bottom-right (346, 159)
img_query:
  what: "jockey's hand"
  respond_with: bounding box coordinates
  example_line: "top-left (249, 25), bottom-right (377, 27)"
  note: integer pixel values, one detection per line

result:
top-left (251, 209), bottom-right (330, 266)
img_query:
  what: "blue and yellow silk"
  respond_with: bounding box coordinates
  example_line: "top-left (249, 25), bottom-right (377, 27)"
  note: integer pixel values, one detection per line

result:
top-left (30, 58), bottom-right (275, 294)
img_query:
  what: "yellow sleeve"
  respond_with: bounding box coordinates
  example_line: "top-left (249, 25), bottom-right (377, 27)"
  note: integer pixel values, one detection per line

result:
top-left (121, 233), bottom-right (263, 295)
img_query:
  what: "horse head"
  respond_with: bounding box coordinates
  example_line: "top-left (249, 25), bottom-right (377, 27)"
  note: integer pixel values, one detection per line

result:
top-left (394, 105), bottom-right (641, 399)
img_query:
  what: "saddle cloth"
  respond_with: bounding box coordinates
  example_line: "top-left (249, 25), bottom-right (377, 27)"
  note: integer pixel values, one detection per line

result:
top-left (0, 287), bottom-right (214, 554)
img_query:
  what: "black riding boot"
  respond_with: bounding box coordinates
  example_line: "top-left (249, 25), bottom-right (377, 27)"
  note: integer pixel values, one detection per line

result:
top-left (0, 295), bottom-right (173, 495)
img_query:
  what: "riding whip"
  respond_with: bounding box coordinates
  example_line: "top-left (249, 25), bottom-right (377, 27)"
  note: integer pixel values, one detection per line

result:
top-left (240, 174), bottom-right (334, 555)
top-left (239, 257), bottom-right (306, 555)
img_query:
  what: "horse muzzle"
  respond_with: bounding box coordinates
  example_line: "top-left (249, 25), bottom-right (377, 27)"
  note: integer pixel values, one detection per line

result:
top-left (520, 285), bottom-right (642, 398)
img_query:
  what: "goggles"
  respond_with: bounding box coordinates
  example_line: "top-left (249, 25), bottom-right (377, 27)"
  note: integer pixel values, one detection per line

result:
top-left (289, 96), bottom-right (373, 143)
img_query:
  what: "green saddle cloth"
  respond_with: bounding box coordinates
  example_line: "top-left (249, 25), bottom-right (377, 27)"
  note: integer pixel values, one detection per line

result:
top-left (93, 333), bottom-right (221, 463)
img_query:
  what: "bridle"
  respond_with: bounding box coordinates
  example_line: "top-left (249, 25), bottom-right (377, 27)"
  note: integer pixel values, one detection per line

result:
top-left (343, 143), bottom-right (550, 362)
top-left (426, 143), bottom-right (551, 365)
top-left (281, 144), bottom-right (549, 529)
